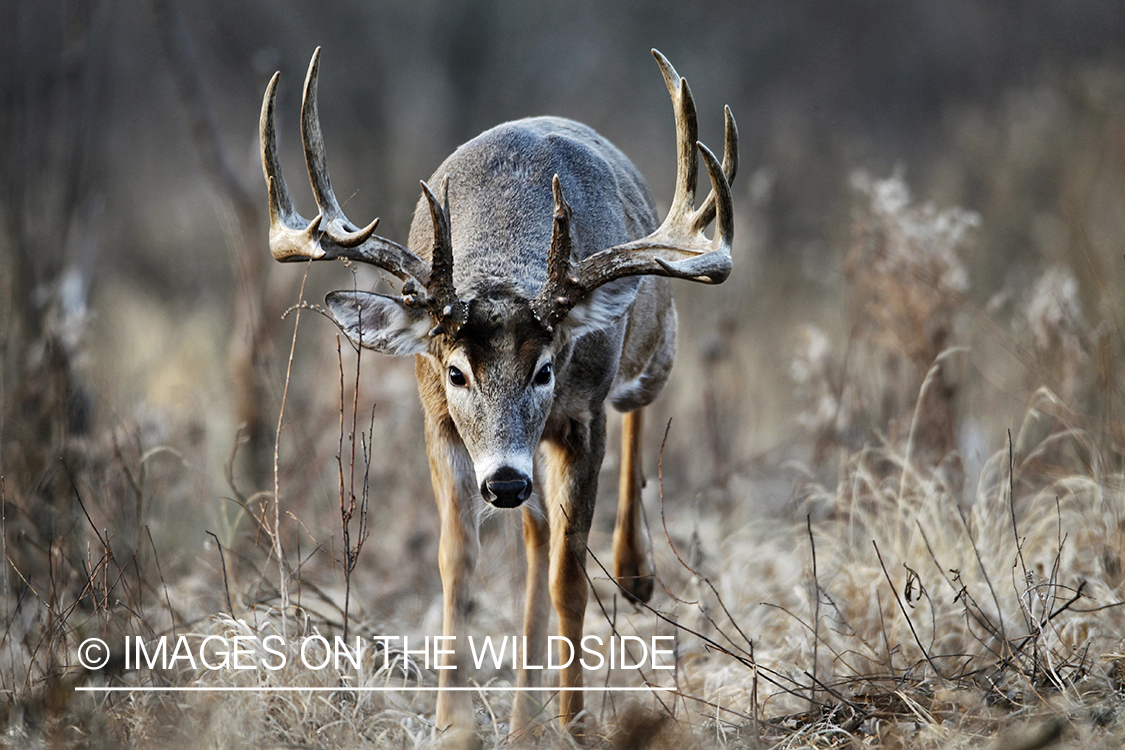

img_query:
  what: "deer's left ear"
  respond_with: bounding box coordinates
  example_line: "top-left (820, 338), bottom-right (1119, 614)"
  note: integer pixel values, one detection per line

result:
top-left (558, 280), bottom-right (640, 339)
top-left (326, 291), bottom-right (431, 356)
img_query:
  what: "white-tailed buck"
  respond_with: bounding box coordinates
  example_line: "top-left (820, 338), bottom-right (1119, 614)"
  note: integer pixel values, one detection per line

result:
top-left (260, 48), bottom-right (736, 738)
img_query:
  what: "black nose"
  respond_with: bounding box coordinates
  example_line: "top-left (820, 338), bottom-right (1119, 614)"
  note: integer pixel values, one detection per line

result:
top-left (481, 467), bottom-right (532, 508)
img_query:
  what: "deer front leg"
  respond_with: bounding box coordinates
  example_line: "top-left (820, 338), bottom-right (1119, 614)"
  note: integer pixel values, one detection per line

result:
top-left (426, 420), bottom-right (481, 737)
top-left (542, 408), bottom-right (606, 736)
top-left (614, 408), bottom-right (655, 603)
top-left (510, 494), bottom-right (550, 737)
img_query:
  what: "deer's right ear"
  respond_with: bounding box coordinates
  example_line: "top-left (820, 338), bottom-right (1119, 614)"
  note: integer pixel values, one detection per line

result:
top-left (325, 291), bottom-right (431, 356)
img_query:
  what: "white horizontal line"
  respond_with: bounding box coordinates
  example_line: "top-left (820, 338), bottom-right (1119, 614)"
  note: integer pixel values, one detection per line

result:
top-left (75, 686), bottom-right (672, 693)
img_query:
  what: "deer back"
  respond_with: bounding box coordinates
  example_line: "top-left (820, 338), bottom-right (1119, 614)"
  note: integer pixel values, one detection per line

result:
top-left (407, 117), bottom-right (658, 307)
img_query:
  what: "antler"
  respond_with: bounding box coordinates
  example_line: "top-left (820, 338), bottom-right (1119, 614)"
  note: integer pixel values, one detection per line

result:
top-left (532, 49), bottom-right (737, 330)
top-left (260, 48), bottom-right (468, 335)
top-left (419, 176), bottom-right (467, 337)
top-left (260, 47), bottom-right (433, 280)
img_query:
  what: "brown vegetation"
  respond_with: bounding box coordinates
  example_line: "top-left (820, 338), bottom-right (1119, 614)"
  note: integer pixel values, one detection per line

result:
top-left (3, 2), bottom-right (1125, 748)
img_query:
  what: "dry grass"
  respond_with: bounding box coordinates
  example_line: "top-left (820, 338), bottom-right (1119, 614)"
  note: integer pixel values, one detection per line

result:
top-left (4, 57), bottom-right (1125, 750)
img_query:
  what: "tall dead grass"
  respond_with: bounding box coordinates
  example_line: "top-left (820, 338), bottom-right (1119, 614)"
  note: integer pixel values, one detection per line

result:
top-left (705, 171), bottom-right (1125, 749)
top-left (5, 63), bottom-right (1125, 750)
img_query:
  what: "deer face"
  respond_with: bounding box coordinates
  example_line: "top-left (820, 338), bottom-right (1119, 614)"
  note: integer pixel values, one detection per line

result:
top-left (327, 288), bottom-right (558, 508)
top-left (439, 293), bottom-right (557, 507)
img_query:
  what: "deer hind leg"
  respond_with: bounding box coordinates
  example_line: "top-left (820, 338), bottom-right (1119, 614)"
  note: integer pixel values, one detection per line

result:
top-left (510, 493), bottom-right (550, 737)
top-left (613, 408), bottom-right (655, 603)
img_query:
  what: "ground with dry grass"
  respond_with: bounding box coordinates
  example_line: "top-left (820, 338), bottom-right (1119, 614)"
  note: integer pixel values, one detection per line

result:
top-left (4, 35), bottom-right (1125, 750)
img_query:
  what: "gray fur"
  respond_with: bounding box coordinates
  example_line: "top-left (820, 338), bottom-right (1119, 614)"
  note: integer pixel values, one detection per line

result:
top-left (409, 117), bottom-right (657, 294)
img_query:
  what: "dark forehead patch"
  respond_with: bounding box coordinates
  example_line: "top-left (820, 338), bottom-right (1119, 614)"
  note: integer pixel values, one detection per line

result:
top-left (456, 287), bottom-right (552, 372)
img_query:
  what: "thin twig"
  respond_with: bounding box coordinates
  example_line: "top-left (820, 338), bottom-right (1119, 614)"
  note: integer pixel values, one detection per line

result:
top-left (808, 514), bottom-right (820, 708)
top-left (583, 526), bottom-right (815, 706)
top-left (955, 503), bottom-right (1007, 642)
top-left (757, 602), bottom-right (860, 674)
top-left (272, 259), bottom-right (313, 629)
top-left (656, 419), bottom-right (756, 659)
top-left (1008, 429), bottom-right (1036, 639)
top-left (146, 526), bottom-right (177, 640)
top-left (206, 530), bottom-right (234, 615)
top-left (872, 540), bottom-right (946, 685)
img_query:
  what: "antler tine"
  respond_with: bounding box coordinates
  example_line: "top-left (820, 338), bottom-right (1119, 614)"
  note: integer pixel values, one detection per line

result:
top-left (692, 105), bottom-right (739, 230)
top-left (259, 49), bottom-right (430, 283)
top-left (533, 51), bottom-right (735, 326)
top-left (653, 49), bottom-right (738, 233)
top-left (654, 141), bottom-right (733, 280)
top-left (531, 175), bottom-right (577, 329)
top-left (652, 50), bottom-right (699, 225)
top-left (260, 69), bottom-right (325, 260)
top-left (421, 176), bottom-right (467, 337)
top-left (300, 47), bottom-right (378, 248)
top-left (574, 142), bottom-right (732, 287)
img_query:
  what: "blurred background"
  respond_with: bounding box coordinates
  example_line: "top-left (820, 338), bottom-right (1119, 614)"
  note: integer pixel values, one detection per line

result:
top-left (3, 0), bottom-right (1125, 694)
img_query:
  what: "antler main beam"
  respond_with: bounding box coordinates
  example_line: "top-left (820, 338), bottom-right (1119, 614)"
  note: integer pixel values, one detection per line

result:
top-left (532, 49), bottom-right (737, 330)
top-left (259, 47), bottom-right (430, 285)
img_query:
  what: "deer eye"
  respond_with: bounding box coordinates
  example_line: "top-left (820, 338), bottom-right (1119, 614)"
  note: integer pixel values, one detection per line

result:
top-left (448, 366), bottom-right (467, 387)
top-left (533, 362), bottom-right (553, 387)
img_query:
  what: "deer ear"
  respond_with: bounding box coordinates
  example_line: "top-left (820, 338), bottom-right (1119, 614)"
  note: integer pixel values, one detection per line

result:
top-left (325, 291), bottom-right (431, 356)
top-left (559, 280), bottom-right (640, 339)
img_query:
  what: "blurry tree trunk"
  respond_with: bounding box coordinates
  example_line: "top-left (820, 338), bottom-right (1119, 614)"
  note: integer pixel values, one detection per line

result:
top-left (0, 0), bottom-right (104, 602)
top-left (147, 0), bottom-right (274, 491)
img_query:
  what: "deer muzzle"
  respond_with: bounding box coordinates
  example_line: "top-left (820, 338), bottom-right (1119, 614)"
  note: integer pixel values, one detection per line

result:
top-left (481, 466), bottom-right (533, 508)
